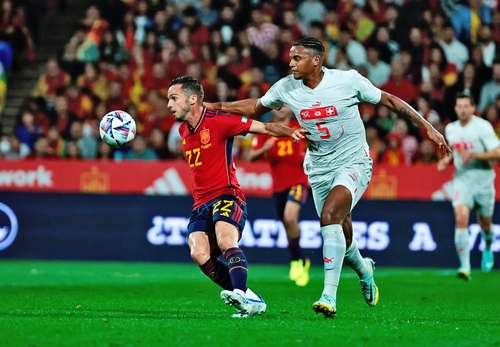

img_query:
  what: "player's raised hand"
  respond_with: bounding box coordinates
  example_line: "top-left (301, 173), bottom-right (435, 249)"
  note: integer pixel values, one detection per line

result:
top-left (291, 128), bottom-right (308, 141)
top-left (426, 126), bottom-right (452, 156)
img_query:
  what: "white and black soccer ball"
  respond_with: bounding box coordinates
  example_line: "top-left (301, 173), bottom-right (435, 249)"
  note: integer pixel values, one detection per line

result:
top-left (99, 110), bottom-right (136, 147)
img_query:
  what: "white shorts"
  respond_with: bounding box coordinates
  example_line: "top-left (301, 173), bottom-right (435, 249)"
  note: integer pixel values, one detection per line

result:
top-left (308, 160), bottom-right (372, 218)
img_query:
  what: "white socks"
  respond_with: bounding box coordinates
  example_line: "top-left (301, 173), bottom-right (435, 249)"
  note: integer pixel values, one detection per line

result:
top-left (455, 228), bottom-right (470, 271)
top-left (344, 238), bottom-right (368, 279)
top-left (321, 224), bottom-right (346, 299)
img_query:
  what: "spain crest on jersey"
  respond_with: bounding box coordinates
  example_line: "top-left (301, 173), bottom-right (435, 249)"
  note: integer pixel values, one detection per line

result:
top-left (200, 128), bottom-right (210, 145)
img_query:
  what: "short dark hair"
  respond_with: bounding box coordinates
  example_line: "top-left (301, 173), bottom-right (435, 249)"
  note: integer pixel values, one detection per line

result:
top-left (456, 92), bottom-right (475, 104)
top-left (169, 76), bottom-right (204, 101)
top-left (292, 37), bottom-right (325, 56)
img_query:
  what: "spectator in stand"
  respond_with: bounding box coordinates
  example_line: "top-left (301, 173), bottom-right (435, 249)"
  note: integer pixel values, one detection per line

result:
top-left (479, 60), bottom-right (500, 113)
top-left (46, 126), bottom-right (65, 158)
top-left (297, 0), bottom-right (326, 32)
top-left (444, 62), bottom-right (481, 117)
top-left (366, 45), bottom-right (390, 87)
top-left (478, 25), bottom-right (496, 67)
top-left (97, 142), bottom-right (113, 160)
top-left (149, 128), bottom-right (170, 160)
top-left (381, 59), bottom-right (419, 104)
top-left (0, 0), bottom-right (36, 68)
top-left (32, 137), bottom-right (51, 159)
top-left (445, 0), bottom-right (492, 45)
top-left (246, 5), bottom-right (279, 51)
top-left (15, 110), bottom-right (43, 150)
top-left (416, 139), bottom-right (437, 163)
top-left (439, 23), bottom-right (469, 71)
top-left (123, 135), bottom-right (157, 160)
top-left (66, 141), bottom-right (81, 159)
top-left (366, 126), bottom-right (385, 164)
top-left (32, 58), bottom-right (70, 101)
top-left (0, 135), bottom-right (30, 159)
top-left (381, 132), bottom-right (405, 166)
top-left (393, 119), bottom-right (418, 165)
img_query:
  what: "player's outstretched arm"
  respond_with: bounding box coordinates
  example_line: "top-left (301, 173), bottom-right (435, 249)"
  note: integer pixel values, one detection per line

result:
top-left (379, 91), bottom-right (452, 156)
top-left (249, 120), bottom-right (307, 141)
top-left (204, 99), bottom-right (271, 118)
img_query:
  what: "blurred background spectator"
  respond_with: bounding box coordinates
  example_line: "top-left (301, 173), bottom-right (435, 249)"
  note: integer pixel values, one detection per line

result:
top-left (2, 0), bottom-right (499, 164)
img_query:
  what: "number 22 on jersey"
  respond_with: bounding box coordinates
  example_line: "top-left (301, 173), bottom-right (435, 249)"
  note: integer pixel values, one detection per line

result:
top-left (185, 147), bottom-right (202, 167)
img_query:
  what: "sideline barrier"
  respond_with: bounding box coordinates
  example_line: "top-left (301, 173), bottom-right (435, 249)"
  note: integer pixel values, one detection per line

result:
top-left (0, 159), bottom-right (471, 199)
top-left (0, 192), bottom-right (498, 267)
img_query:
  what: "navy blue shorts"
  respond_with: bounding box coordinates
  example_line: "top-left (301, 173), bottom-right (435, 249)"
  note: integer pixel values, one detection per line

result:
top-left (272, 184), bottom-right (308, 220)
top-left (187, 195), bottom-right (248, 237)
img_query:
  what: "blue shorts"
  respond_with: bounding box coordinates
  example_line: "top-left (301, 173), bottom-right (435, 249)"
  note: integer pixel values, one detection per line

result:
top-left (272, 184), bottom-right (308, 220)
top-left (187, 195), bottom-right (248, 237)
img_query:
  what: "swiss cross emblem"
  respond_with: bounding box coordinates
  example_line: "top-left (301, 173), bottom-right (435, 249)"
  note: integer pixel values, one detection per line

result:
top-left (200, 129), bottom-right (210, 145)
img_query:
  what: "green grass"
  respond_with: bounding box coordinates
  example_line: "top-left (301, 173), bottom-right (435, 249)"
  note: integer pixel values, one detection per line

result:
top-left (0, 261), bottom-right (499, 347)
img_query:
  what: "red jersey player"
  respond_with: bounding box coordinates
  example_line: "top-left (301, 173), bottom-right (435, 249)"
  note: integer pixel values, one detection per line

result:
top-left (249, 107), bottom-right (311, 287)
top-left (167, 76), bottom-right (305, 318)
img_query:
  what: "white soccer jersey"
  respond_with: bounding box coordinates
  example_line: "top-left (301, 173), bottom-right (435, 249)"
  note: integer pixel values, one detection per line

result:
top-left (260, 68), bottom-right (381, 175)
top-left (445, 116), bottom-right (500, 174)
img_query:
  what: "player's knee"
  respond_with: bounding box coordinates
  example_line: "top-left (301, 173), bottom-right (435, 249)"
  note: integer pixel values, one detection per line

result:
top-left (455, 213), bottom-right (468, 228)
top-left (479, 219), bottom-right (492, 231)
top-left (217, 238), bottom-right (237, 253)
top-left (320, 208), bottom-right (345, 226)
top-left (190, 247), bottom-right (210, 265)
top-left (282, 213), bottom-right (298, 229)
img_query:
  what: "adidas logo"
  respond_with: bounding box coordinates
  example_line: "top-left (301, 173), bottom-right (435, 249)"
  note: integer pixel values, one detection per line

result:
top-left (144, 168), bottom-right (188, 195)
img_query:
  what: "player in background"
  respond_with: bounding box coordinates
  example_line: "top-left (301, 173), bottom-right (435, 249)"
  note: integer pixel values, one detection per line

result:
top-left (249, 107), bottom-right (310, 286)
top-left (206, 37), bottom-right (451, 318)
top-left (438, 93), bottom-right (499, 280)
top-left (167, 76), bottom-right (305, 317)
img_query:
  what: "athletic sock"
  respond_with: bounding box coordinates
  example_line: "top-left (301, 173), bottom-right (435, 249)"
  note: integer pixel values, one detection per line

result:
top-left (344, 238), bottom-right (368, 279)
top-left (455, 228), bottom-right (470, 271)
top-left (199, 258), bottom-right (233, 290)
top-left (482, 230), bottom-right (493, 251)
top-left (321, 224), bottom-right (346, 299)
top-left (288, 236), bottom-right (303, 261)
top-left (224, 247), bottom-right (248, 291)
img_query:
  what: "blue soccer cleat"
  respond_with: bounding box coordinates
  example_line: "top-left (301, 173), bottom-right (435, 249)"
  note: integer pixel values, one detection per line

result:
top-left (360, 257), bottom-right (379, 306)
top-left (481, 248), bottom-right (494, 272)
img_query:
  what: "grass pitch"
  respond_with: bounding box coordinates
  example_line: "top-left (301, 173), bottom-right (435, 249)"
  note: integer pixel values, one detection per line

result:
top-left (0, 260), bottom-right (499, 347)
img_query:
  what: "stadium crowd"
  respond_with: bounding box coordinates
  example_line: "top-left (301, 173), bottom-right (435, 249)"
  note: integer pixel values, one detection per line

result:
top-left (1, 0), bottom-right (499, 165)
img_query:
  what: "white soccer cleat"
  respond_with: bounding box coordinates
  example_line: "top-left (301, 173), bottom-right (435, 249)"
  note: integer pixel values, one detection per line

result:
top-left (360, 257), bottom-right (379, 306)
top-left (312, 293), bottom-right (336, 318)
top-left (457, 267), bottom-right (471, 281)
top-left (221, 288), bottom-right (267, 318)
top-left (243, 288), bottom-right (267, 316)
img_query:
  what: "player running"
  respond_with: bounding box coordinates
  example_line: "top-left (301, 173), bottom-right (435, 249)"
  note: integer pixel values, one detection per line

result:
top-left (438, 93), bottom-right (499, 280)
top-left (206, 37), bottom-right (451, 318)
top-left (249, 107), bottom-right (311, 286)
top-left (167, 76), bottom-right (305, 318)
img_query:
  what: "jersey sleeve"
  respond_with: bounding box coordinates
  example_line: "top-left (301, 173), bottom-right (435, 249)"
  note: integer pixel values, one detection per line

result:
top-left (479, 120), bottom-right (500, 151)
top-left (259, 79), bottom-right (285, 110)
top-left (218, 114), bottom-right (253, 137)
top-left (352, 70), bottom-right (382, 104)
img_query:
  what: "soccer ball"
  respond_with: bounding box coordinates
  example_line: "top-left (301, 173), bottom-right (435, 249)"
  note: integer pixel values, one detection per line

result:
top-left (99, 110), bottom-right (136, 148)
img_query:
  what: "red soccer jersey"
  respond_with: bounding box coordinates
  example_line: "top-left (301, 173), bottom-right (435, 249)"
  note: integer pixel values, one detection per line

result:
top-left (179, 108), bottom-right (253, 209)
top-left (252, 119), bottom-right (308, 192)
